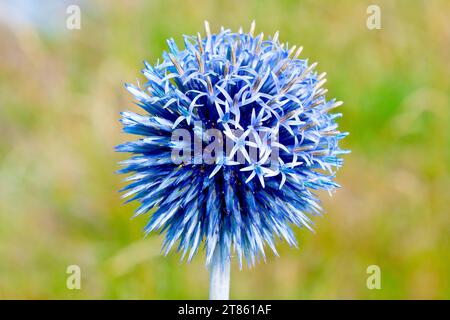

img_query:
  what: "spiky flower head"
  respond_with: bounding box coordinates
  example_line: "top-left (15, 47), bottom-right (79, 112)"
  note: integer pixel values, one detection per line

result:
top-left (117, 21), bottom-right (348, 268)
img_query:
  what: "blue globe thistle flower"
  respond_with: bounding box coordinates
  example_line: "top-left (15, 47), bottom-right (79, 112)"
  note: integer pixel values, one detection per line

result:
top-left (117, 22), bottom-right (348, 270)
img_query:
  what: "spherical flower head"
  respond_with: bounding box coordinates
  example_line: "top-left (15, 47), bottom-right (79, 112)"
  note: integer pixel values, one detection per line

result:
top-left (117, 22), bottom-right (348, 268)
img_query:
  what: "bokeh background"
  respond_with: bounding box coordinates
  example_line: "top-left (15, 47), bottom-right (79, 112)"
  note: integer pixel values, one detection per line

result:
top-left (0, 0), bottom-right (449, 299)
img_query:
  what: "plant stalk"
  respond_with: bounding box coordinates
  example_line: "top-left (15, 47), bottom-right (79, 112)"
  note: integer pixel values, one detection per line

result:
top-left (209, 247), bottom-right (230, 300)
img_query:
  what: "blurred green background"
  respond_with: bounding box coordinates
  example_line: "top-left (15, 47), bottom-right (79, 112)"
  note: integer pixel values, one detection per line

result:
top-left (0, 0), bottom-right (449, 299)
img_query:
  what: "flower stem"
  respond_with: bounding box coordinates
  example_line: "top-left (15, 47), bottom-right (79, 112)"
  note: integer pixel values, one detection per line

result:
top-left (209, 247), bottom-right (230, 300)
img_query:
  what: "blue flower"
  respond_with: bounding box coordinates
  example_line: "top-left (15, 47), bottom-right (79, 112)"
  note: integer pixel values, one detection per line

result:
top-left (117, 22), bottom-right (348, 268)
